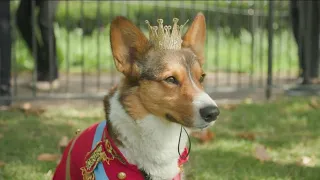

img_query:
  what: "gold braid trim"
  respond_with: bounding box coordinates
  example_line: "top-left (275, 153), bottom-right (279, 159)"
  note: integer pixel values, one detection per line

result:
top-left (80, 139), bottom-right (126, 180)
top-left (65, 131), bottom-right (83, 180)
top-left (81, 170), bottom-right (95, 180)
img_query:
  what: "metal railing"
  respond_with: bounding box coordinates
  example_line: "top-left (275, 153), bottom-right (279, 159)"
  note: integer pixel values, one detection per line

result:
top-left (1, 0), bottom-right (315, 102)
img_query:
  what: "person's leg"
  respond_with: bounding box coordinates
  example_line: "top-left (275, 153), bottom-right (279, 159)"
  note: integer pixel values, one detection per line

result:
top-left (0, 0), bottom-right (11, 107)
top-left (309, 1), bottom-right (319, 79)
top-left (16, 0), bottom-right (43, 71)
top-left (297, 1), bottom-right (312, 84)
top-left (290, 0), bottom-right (305, 79)
top-left (299, 0), bottom-right (319, 84)
top-left (37, 0), bottom-right (59, 82)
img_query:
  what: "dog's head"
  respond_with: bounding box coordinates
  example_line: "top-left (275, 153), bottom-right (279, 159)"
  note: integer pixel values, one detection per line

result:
top-left (110, 13), bottom-right (219, 129)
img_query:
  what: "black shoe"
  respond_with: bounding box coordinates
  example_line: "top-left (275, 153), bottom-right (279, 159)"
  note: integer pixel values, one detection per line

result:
top-left (0, 84), bottom-right (11, 108)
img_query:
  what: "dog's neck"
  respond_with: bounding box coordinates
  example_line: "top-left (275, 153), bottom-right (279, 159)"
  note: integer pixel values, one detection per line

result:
top-left (107, 90), bottom-right (188, 180)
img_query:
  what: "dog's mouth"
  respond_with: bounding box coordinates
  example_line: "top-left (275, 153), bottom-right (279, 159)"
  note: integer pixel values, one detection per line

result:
top-left (165, 113), bottom-right (212, 129)
top-left (165, 113), bottom-right (179, 124)
top-left (194, 122), bottom-right (216, 131)
top-left (196, 124), bottom-right (210, 129)
top-left (165, 113), bottom-right (190, 127)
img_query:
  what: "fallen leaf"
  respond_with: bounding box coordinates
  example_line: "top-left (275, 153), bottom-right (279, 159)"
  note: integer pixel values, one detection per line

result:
top-left (311, 78), bottom-right (320, 84)
top-left (21, 102), bottom-right (32, 111)
top-left (0, 106), bottom-right (10, 111)
top-left (18, 103), bottom-right (46, 116)
top-left (191, 129), bottom-right (215, 144)
top-left (30, 108), bottom-right (45, 115)
top-left (23, 108), bottom-right (46, 116)
top-left (222, 104), bottom-right (238, 111)
top-left (0, 161), bottom-right (5, 167)
top-left (237, 132), bottom-right (256, 141)
top-left (37, 153), bottom-right (61, 162)
top-left (0, 133), bottom-right (3, 139)
top-left (309, 97), bottom-right (320, 109)
top-left (58, 136), bottom-right (69, 153)
top-left (254, 145), bottom-right (271, 162)
top-left (297, 156), bottom-right (316, 167)
top-left (244, 98), bottom-right (253, 104)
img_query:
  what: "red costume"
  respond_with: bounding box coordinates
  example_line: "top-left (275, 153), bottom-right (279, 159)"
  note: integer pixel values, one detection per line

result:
top-left (53, 121), bottom-right (189, 180)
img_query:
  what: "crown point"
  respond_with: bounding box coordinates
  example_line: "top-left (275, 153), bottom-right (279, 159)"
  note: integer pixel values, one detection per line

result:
top-left (145, 17), bottom-right (184, 50)
top-left (145, 20), bottom-right (152, 31)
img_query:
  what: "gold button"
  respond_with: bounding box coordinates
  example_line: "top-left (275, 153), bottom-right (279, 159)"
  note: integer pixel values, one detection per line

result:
top-left (117, 172), bottom-right (126, 179)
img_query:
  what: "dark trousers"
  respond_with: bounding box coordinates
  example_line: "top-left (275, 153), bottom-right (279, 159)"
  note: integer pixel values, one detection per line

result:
top-left (0, 0), bottom-right (11, 87)
top-left (290, 0), bottom-right (320, 82)
top-left (16, 0), bottom-right (59, 81)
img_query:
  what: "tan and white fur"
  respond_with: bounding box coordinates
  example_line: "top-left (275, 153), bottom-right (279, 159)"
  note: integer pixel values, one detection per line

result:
top-left (105, 12), bottom-right (220, 180)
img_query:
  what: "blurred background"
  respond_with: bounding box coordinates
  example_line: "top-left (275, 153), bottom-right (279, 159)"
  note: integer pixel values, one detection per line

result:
top-left (2, 0), bottom-right (313, 102)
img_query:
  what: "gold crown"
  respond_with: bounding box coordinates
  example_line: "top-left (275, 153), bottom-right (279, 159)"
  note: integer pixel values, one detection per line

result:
top-left (145, 18), bottom-right (188, 50)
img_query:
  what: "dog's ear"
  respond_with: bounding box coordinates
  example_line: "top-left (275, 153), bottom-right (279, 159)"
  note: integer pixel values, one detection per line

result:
top-left (110, 16), bottom-right (150, 77)
top-left (182, 12), bottom-right (206, 65)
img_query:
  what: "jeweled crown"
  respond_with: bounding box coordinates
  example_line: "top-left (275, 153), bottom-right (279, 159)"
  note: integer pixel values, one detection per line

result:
top-left (145, 18), bottom-right (188, 50)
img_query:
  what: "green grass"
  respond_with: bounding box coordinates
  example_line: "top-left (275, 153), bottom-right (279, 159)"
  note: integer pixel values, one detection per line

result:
top-left (188, 97), bottom-right (320, 180)
top-left (11, 0), bottom-right (298, 75)
top-left (15, 24), bottom-right (299, 74)
top-left (1, 97), bottom-right (319, 179)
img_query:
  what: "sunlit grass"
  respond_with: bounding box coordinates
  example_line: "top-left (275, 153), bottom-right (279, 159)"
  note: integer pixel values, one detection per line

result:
top-left (1, 97), bottom-right (319, 179)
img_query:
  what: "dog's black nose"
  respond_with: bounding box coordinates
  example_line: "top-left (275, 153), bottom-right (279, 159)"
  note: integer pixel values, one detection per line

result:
top-left (199, 106), bottom-right (220, 122)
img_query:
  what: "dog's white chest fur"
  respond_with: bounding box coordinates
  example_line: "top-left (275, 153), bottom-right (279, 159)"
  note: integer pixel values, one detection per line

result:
top-left (109, 92), bottom-right (188, 180)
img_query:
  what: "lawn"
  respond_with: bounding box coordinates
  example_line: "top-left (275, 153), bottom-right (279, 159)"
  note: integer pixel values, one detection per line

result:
top-left (1, 96), bottom-right (319, 180)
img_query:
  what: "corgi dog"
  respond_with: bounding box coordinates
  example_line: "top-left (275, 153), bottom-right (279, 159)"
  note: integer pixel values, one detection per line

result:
top-left (53, 12), bottom-right (219, 180)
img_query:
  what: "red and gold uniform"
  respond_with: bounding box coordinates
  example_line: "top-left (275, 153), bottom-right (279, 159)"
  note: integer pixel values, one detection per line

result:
top-left (53, 121), bottom-right (189, 180)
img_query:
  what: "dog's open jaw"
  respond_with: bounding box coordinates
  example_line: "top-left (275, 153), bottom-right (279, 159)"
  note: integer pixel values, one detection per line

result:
top-left (108, 13), bottom-right (219, 179)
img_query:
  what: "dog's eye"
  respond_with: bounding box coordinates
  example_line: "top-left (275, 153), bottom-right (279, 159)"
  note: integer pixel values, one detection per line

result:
top-left (165, 76), bottom-right (179, 85)
top-left (199, 74), bottom-right (206, 83)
